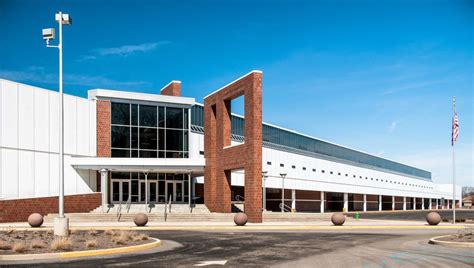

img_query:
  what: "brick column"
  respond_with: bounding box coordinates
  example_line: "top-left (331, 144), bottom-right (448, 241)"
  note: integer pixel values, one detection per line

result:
top-left (204, 71), bottom-right (263, 222)
top-left (96, 100), bottom-right (111, 157)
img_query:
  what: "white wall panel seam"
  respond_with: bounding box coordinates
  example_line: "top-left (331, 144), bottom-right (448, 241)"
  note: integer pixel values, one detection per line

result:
top-left (16, 83), bottom-right (19, 198)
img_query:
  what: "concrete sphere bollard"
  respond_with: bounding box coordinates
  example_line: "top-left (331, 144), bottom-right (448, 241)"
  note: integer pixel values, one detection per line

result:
top-left (28, 213), bottom-right (43, 227)
top-left (134, 213), bottom-right (148, 226)
top-left (234, 212), bottom-right (248, 226)
top-left (426, 212), bottom-right (441, 225)
top-left (331, 213), bottom-right (346, 226)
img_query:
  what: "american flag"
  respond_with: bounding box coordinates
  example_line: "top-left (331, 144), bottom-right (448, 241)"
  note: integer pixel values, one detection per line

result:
top-left (452, 112), bottom-right (459, 146)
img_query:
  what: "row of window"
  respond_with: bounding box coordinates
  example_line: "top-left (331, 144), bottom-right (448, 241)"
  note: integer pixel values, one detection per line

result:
top-left (111, 102), bottom-right (189, 158)
top-left (191, 104), bottom-right (431, 180)
top-left (112, 102), bottom-right (188, 129)
top-left (266, 161), bottom-right (433, 190)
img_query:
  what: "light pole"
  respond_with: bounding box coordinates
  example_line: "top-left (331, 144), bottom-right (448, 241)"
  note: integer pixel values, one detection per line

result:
top-left (43, 11), bottom-right (72, 236)
top-left (262, 171), bottom-right (268, 211)
top-left (280, 173), bottom-right (287, 212)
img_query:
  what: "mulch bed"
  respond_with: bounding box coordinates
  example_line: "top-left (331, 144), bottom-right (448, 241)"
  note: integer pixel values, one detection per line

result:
top-left (0, 229), bottom-right (151, 255)
top-left (437, 230), bottom-right (474, 243)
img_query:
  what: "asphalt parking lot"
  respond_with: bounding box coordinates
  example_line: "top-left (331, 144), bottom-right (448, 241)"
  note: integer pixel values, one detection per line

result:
top-left (10, 228), bottom-right (473, 268)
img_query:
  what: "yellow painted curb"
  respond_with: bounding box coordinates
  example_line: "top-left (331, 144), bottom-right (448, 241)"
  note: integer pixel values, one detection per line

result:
top-left (429, 235), bottom-right (474, 248)
top-left (1, 225), bottom-right (467, 232)
top-left (60, 238), bottom-right (161, 259)
top-left (65, 225), bottom-right (466, 231)
top-left (0, 238), bottom-right (161, 262)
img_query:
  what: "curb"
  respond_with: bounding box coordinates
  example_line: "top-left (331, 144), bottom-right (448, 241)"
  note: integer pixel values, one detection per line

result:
top-left (429, 235), bottom-right (474, 248)
top-left (0, 238), bottom-right (161, 261)
top-left (0, 225), bottom-right (467, 232)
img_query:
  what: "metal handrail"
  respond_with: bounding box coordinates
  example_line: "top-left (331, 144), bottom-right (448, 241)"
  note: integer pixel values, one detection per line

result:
top-left (164, 194), bottom-right (172, 222)
top-left (125, 196), bottom-right (132, 213)
top-left (235, 195), bottom-right (245, 202)
top-left (279, 203), bottom-right (291, 212)
top-left (116, 200), bottom-right (122, 221)
top-left (117, 196), bottom-right (131, 222)
top-left (168, 194), bottom-right (172, 213)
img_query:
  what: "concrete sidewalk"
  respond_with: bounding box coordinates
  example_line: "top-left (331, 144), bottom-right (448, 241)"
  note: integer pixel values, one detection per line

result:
top-left (0, 218), bottom-right (469, 231)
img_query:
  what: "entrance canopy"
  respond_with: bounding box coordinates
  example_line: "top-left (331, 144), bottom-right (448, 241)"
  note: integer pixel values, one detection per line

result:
top-left (69, 157), bottom-right (205, 175)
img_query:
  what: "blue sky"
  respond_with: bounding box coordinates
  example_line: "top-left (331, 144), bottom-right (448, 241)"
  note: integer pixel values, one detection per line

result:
top-left (0, 0), bottom-right (472, 186)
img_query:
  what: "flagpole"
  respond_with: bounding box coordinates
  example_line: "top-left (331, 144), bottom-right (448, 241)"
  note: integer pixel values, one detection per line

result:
top-left (452, 96), bottom-right (456, 224)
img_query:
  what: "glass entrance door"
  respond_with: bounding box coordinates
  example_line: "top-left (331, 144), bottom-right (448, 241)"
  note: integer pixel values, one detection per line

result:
top-left (148, 181), bottom-right (157, 203)
top-left (166, 181), bottom-right (184, 202)
top-left (111, 180), bottom-right (130, 203)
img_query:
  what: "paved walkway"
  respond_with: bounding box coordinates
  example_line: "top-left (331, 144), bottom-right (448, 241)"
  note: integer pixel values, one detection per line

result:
top-left (0, 219), bottom-right (469, 231)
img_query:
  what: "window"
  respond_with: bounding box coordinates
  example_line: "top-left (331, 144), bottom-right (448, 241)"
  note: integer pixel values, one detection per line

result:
top-left (312, 169), bottom-right (316, 172)
top-left (322, 170), bottom-right (325, 173)
top-left (111, 102), bottom-right (189, 158)
top-left (267, 161), bottom-right (272, 165)
top-left (139, 105), bottom-right (157, 127)
top-left (302, 167), bottom-right (306, 171)
top-left (338, 173), bottom-right (341, 176)
top-left (280, 163), bottom-right (284, 167)
top-left (292, 165), bottom-right (296, 169)
top-left (345, 174), bottom-right (348, 177)
top-left (199, 150), bottom-right (204, 155)
top-left (166, 107), bottom-right (184, 129)
top-left (111, 103), bottom-right (130, 125)
top-left (330, 171), bottom-right (333, 174)
top-left (353, 175), bottom-right (356, 178)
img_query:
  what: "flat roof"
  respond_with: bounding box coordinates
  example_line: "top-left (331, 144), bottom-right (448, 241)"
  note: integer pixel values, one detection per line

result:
top-left (88, 89), bottom-right (195, 106)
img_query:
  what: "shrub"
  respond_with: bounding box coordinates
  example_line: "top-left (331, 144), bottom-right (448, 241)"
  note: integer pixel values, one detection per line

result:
top-left (6, 228), bottom-right (15, 235)
top-left (0, 241), bottom-right (12, 250)
top-left (31, 240), bottom-right (44, 249)
top-left (12, 242), bottom-right (27, 253)
top-left (132, 233), bottom-right (149, 241)
top-left (50, 237), bottom-right (72, 251)
top-left (105, 229), bottom-right (114, 236)
top-left (88, 229), bottom-right (99, 236)
top-left (112, 237), bottom-right (127, 245)
top-left (85, 239), bottom-right (98, 248)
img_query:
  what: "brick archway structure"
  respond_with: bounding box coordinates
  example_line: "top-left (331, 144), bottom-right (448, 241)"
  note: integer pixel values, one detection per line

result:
top-left (204, 71), bottom-right (263, 223)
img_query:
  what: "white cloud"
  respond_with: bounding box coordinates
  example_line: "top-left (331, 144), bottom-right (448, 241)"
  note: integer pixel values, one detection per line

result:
top-left (388, 121), bottom-right (398, 134)
top-left (0, 69), bottom-right (150, 88)
top-left (77, 41), bottom-right (171, 61)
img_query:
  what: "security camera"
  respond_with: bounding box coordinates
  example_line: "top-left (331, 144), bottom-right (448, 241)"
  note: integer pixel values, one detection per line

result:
top-left (42, 28), bottom-right (55, 41)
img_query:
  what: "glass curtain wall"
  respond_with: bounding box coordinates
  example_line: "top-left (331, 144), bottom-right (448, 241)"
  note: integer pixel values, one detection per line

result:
top-left (111, 102), bottom-right (189, 158)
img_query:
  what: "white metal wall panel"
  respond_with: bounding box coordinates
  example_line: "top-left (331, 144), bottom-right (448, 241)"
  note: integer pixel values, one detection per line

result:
top-left (76, 98), bottom-right (90, 156)
top-left (18, 84), bottom-right (35, 150)
top-left (49, 153), bottom-right (59, 196)
top-left (34, 152), bottom-right (50, 197)
top-left (64, 155), bottom-right (78, 195)
top-left (64, 95), bottom-right (77, 155)
top-left (76, 169), bottom-right (93, 194)
top-left (18, 151), bottom-right (34, 198)
top-left (1, 149), bottom-right (18, 198)
top-left (1, 80), bottom-right (18, 148)
top-left (88, 100), bottom-right (97, 156)
top-left (0, 82), bottom-right (2, 198)
top-left (48, 92), bottom-right (59, 153)
top-left (34, 88), bottom-right (50, 152)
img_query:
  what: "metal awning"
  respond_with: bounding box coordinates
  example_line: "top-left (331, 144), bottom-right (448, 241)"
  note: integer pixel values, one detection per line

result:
top-left (68, 157), bottom-right (205, 175)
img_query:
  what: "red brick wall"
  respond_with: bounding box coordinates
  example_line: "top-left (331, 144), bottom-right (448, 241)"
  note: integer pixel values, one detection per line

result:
top-left (161, 81), bottom-right (181, 97)
top-left (0, 193), bottom-right (101, 223)
top-left (204, 71), bottom-right (263, 223)
top-left (97, 100), bottom-right (111, 157)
